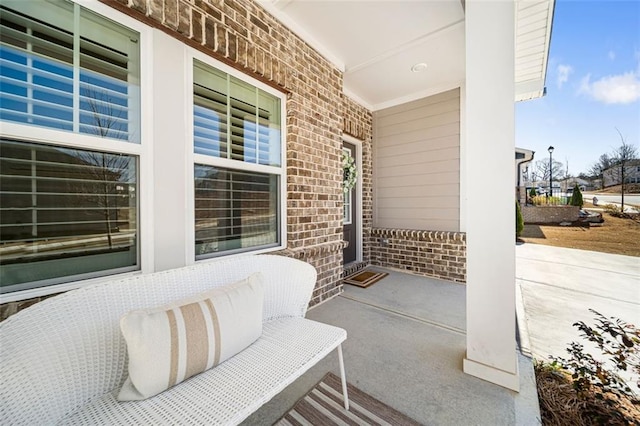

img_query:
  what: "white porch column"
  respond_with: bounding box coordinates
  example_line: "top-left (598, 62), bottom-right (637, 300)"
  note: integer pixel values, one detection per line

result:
top-left (463, 0), bottom-right (519, 391)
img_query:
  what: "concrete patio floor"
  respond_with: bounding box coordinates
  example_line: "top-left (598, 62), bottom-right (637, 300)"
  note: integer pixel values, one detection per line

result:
top-left (243, 268), bottom-right (540, 425)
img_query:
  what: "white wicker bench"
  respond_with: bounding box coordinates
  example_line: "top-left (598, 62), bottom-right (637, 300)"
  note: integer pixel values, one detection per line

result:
top-left (0, 255), bottom-right (348, 425)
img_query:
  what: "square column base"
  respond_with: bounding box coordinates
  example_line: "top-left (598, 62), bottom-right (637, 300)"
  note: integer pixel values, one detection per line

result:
top-left (463, 356), bottom-right (520, 392)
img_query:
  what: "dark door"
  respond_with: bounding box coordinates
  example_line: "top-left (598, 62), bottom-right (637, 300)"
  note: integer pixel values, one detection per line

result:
top-left (343, 143), bottom-right (357, 264)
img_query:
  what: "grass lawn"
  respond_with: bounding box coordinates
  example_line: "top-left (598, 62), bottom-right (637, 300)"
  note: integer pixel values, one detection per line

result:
top-left (519, 203), bottom-right (640, 257)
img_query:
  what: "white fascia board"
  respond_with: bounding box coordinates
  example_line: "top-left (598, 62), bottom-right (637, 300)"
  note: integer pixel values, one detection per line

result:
top-left (515, 90), bottom-right (545, 102)
top-left (515, 147), bottom-right (535, 160)
top-left (515, 79), bottom-right (545, 102)
top-left (538, 0), bottom-right (555, 99)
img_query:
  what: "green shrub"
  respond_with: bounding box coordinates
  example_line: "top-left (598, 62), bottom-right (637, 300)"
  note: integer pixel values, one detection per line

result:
top-left (569, 184), bottom-right (584, 207)
top-left (529, 187), bottom-right (537, 198)
top-left (516, 200), bottom-right (524, 237)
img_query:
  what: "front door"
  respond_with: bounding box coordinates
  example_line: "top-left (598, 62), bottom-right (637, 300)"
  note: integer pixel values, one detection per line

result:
top-left (343, 142), bottom-right (357, 264)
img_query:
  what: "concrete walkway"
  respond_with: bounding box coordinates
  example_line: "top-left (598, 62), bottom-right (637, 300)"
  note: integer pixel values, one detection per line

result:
top-left (516, 243), bottom-right (640, 387)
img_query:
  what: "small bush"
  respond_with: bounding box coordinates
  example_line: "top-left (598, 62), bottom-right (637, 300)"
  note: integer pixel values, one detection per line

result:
top-left (537, 310), bottom-right (640, 425)
top-left (604, 204), bottom-right (635, 219)
top-left (516, 200), bottom-right (524, 237)
top-left (529, 187), bottom-right (537, 198)
top-left (532, 195), bottom-right (563, 206)
top-left (569, 184), bottom-right (584, 208)
top-left (604, 204), bottom-right (621, 214)
top-left (552, 310), bottom-right (639, 398)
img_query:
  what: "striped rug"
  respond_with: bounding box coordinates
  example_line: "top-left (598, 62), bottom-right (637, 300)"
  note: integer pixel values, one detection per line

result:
top-left (274, 373), bottom-right (421, 426)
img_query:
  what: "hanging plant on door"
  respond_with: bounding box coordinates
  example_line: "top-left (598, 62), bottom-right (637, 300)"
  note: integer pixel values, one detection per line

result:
top-left (342, 151), bottom-right (357, 193)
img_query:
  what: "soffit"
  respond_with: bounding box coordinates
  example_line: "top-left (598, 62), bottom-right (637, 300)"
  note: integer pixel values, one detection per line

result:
top-left (258, 0), bottom-right (554, 110)
top-left (515, 0), bottom-right (555, 101)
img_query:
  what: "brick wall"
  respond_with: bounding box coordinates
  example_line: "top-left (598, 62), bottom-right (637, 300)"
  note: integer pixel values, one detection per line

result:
top-left (370, 228), bottom-right (466, 283)
top-left (100, 0), bottom-right (356, 304)
top-left (522, 205), bottom-right (580, 224)
top-left (0, 0), bottom-right (377, 319)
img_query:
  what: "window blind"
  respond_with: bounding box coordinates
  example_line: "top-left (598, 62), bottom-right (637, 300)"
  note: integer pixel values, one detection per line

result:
top-left (0, 3), bottom-right (140, 142)
top-left (0, 139), bottom-right (138, 289)
top-left (194, 165), bottom-right (278, 255)
top-left (193, 61), bottom-right (280, 166)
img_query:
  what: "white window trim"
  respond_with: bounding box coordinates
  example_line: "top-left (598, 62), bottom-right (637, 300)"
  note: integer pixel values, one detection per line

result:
top-left (185, 49), bottom-right (287, 265)
top-left (0, 0), bottom-right (154, 304)
top-left (342, 134), bottom-right (363, 263)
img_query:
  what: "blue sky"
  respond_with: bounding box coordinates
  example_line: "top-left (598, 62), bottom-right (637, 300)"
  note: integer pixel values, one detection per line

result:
top-left (516, 0), bottom-right (640, 176)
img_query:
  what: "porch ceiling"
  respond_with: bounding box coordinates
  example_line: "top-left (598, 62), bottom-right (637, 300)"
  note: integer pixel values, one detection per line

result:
top-left (258, 0), bottom-right (555, 110)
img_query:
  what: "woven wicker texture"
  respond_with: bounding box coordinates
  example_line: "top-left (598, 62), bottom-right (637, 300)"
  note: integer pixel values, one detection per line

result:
top-left (0, 255), bottom-right (342, 425)
top-left (62, 319), bottom-right (346, 425)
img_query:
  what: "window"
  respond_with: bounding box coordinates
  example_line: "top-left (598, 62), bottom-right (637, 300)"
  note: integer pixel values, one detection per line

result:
top-left (0, 140), bottom-right (138, 292)
top-left (0, 1), bottom-right (141, 295)
top-left (342, 148), bottom-right (352, 226)
top-left (0, 0), bottom-right (140, 142)
top-left (193, 60), bottom-right (283, 258)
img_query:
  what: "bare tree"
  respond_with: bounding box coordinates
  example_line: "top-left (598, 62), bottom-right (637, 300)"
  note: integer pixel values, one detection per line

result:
top-left (588, 153), bottom-right (613, 189)
top-left (74, 151), bottom-right (134, 249)
top-left (74, 85), bottom-right (134, 248)
top-left (534, 159), bottom-right (564, 190)
top-left (608, 129), bottom-right (639, 212)
top-left (562, 157), bottom-right (572, 192)
top-left (80, 83), bottom-right (130, 141)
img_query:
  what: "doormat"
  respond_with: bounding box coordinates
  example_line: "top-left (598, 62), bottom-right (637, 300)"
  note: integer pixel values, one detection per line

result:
top-left (342, 270), bottom-right (388, 288)
top-left (273, 372), bottom-right (421, 426)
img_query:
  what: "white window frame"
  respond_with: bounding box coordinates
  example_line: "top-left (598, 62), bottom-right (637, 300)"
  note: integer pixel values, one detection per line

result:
top-left (0, 0), bottom-right (154, 304)
top-left (185, 49), bottom-right (287, 264)
top-left (342, 135), bottom-right (363, 263)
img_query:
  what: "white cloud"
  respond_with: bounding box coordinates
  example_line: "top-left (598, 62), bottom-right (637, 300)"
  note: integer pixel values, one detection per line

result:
top-left (579, 71), bottom-right (640, 104)
top-left (556, 64), bottom-right (573, 89)
top-left (608, 50), bottom-right (616, 61)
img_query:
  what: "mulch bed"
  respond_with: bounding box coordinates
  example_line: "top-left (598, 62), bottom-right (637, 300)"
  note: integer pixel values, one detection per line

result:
top-left (535, 363), bottom-right (639, 425)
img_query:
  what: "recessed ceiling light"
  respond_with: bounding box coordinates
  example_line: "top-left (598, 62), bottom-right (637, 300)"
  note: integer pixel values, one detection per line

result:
top-left (411, 63), bottom-right (428, 73)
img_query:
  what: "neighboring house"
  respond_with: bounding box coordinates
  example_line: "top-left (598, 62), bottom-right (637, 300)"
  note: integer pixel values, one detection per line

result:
top-left (603, 159), bottom-right (640, 187)
top-left (515, 147), bottom-right (534, 203)
top-left (0, 0), bottom-right (554, 391)
top-left (559, 177), bottom-right (590, 192)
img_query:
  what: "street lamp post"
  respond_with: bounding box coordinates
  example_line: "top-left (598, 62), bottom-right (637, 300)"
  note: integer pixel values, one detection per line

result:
top-left (548, 146), bottom-right (554, 198)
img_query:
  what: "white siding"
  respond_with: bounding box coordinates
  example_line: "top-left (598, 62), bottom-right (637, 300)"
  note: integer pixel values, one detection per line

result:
top-left (373, 88), bottom-right (460, 231)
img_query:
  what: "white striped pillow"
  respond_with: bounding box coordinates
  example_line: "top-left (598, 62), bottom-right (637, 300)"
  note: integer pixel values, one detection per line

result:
top-left (117, 273), bottom-right (264, 401)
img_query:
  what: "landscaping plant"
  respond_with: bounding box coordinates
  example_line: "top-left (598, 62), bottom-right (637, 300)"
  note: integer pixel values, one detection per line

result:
top-left (516, 200), bottom-right (524, 237)
top-left (537, 310), bottom-right (640, 425)
top-left (531, 195), bottom-right (563, 206)
top-left (569, 184), bottom-right (584, 208)
top-left (603, 203), bottom-right (639, 221)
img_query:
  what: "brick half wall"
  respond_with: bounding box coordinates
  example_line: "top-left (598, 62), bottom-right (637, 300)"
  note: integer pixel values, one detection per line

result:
top-left (370, 228), bottom-right (466, 283)
top-left (522, 205), bottom-right (580, 224)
